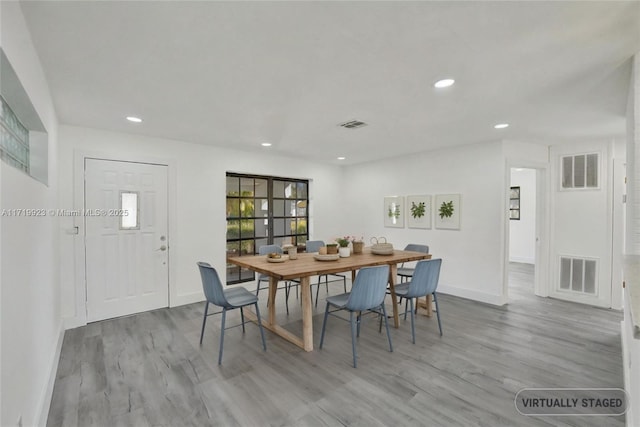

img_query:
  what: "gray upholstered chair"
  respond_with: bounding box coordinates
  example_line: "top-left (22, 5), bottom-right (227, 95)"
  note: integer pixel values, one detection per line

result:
top-left (319, 265), bottom-right (393, 368)
top-left (397, 244), bottom-right (430, 283)
top-left (394, 258), bottom-right (443, 343)
top-left (255, 244), bottom-right (296, 314)
top-left (197, 262), bottom-right (267, 364)
top-left (306, 240), bottom-right (347, 306)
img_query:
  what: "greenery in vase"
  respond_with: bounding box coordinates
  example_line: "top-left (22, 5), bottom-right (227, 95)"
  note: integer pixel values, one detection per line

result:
top-left (336, 236), bottom-right (353, 247)
top-left (410, 201), bottom-right (426, 219)
top-left (439, 200), bottom-right (455, 219)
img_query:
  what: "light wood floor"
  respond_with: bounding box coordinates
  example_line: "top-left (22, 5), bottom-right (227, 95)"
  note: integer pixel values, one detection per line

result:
top-left (47, 263), bottom-right (624, 426)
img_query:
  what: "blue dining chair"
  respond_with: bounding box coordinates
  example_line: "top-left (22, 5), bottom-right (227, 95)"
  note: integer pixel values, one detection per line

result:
top-left (397, 244), bottom-right (429, 283)
top-left (197, 262), bottom-right (267, 364)
top-left (394, 258), bottom-right (443, 343)
top-left (319, 265), bottom-right (393, 368)
top-left (255, 245), bottom-right (296, 314)
top-left (306, 240), bottom-right (347, 306)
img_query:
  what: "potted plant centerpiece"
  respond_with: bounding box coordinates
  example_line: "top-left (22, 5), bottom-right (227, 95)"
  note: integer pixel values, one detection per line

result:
top-left (336, 236), bottom-right (354, 257)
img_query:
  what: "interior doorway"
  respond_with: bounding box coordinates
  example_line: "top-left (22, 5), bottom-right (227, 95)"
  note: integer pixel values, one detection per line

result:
top-left (505, 165), bottom-right (549, 303)
top-left (508, 168), bottom-right (537, 300)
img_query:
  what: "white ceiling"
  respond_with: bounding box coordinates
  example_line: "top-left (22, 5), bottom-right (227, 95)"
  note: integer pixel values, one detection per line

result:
top-left (19, 1), bottom-right (640, 165)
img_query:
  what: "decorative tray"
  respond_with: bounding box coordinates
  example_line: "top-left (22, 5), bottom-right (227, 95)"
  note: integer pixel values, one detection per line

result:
top-left (314, 254), bottom-right (340, 262)
top-left (266, 256), bottom-right (287, 263)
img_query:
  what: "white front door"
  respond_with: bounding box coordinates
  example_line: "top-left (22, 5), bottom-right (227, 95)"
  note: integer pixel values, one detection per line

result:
top-left (85, 158), bottom-right (169, 322)
top-left (549, 142), bottom-right (613, 308)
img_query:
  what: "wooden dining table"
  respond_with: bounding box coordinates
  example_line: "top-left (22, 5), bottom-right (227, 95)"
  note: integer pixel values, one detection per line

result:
top-left (227, 248), bottom-right (431, 351)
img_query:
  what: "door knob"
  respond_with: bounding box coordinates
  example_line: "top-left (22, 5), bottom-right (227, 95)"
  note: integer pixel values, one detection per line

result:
top-left (156, 245), bottom-right (167, 251)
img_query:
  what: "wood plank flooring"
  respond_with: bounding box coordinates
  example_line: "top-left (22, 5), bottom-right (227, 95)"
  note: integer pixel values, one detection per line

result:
top-left (47, 263), bottom-right (624, 426)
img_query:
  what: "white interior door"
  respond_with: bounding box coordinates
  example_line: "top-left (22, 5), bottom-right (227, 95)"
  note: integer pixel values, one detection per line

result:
top-left (549, 142), bottom-right (613, 308)
top-left (85, 158), bottom-right (169, 322)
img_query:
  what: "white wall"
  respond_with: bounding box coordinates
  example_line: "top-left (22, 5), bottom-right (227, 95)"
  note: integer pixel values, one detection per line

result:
top-left (0, 2), bottom-right (61, 426)
top-left (341, 141), bottom-right (507, 305)
top-left (509, 168), bottom-right (536, 264)
top-left (624, 52), bottom-right (640, 427)
top-left (57, 125), bottom-right (345, 325)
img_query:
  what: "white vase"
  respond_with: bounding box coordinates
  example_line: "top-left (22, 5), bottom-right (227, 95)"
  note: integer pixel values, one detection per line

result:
top-left (339, 247), bottom-right (351, 257)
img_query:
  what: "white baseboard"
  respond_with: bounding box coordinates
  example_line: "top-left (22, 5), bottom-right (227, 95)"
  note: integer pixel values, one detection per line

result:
top-left (509, 256), bottom-right (535, 264)
top-left (437, 284), bottom-right (504, 306)
top-left (171, 292), bottom-right (204, 308)
top-left (36, 320), bottom-right (64, 427)
top-left (63, 316), bottom-right (86, 330)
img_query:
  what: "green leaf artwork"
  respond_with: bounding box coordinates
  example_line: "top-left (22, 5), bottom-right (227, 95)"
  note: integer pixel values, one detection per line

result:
top-left (439, 200), bottom-right (454, 219)
top-left (410, 201), bottom-right (426, 219)
top-left (387, 204), bottom-right (401, 219)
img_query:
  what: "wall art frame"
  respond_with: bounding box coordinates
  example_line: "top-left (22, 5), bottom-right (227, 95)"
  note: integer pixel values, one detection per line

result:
top-left (384, 196), bottom-right (404, 228)
top-left (435, 193), bottom-right (461, 230)
top-left (406, 195), bottom-right (432, 229)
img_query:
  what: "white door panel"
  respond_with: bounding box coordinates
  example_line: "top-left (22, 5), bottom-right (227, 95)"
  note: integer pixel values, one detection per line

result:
top-left (85, 159), bottom-right (169, 322)
top-left (550, 143), bottom-right (612, 308)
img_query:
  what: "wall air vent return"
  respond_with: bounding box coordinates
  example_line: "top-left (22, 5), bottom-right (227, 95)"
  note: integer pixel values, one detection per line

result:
top-left (338, 120), bottom-right (367, 129)
top-left (559, 256), bottom-right (598, 295)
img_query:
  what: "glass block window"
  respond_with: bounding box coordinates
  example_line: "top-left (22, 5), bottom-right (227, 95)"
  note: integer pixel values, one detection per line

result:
top-left (0, 95), bottom-right (30, 173)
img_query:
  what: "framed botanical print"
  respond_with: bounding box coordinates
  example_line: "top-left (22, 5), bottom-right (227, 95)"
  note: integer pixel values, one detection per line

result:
top-left (435, 194), bottom-right (461, 230)
top-left (384, 196), bottom-right (404, 228)
top-left (406, 195), bottom-right (432, 229)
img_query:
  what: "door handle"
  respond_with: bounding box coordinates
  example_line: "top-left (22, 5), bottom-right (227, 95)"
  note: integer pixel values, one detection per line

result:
top-left (156, 245), bottom-right (167, 251)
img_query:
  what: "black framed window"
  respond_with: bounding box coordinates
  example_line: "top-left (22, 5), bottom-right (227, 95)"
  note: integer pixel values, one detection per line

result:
top-left (226, 173), bottom-right (308, 284)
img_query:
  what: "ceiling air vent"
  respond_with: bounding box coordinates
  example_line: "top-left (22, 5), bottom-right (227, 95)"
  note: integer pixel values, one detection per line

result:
top-left (338, 120), bottom-right (367, 129)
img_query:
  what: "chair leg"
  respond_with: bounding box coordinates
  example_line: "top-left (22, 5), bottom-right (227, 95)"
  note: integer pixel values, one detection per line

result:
top-left (240, 307), bottom-right (245, 333)
top-left (218, 308), bottom-right (227, 365)
top-left (319, 302), bottom-right (330, 349)
top-left (433, 292), bottom-right (443, 336)
top-left (256, 279), bottom-right (261, 296)
top-left (409, 298), bottom-right (416, 344)
top-left (381, 303), bottom-right (393, 353)
top-left (284, 282), bottom-right (290, 315)
top-left (342, 275), bottom-right (347, 293)
top-left (254, 302), bottom-right (267, 351)
top-left (350, 311), bottom-right (358, 368)
top-left (404, 298), bottom-right (409, 320)
top-left (315, 276), bottom-right (322, 307)
top-left (356, 312), bottom-right (361, 337)
top-left (199, 302), bottom-right (209, 345)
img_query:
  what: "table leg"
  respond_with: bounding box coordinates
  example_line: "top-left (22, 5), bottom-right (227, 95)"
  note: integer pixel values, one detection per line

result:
top-left (416, 294), bottom-right (433, 317)
top-left (300, 277), bottom-right (313, 351)
top-left (268, 276), bottom-right (278, 325)
top-left (244, 276), bottom-right (311, 351)
top-left (388, 264), bottom-right (399, 328)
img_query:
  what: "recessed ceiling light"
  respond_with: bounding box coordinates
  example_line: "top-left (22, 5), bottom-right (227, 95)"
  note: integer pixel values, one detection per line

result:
top-left (494, 123), bottom-right (509, 129)
top-left (126, 116), bottom-right (142, 123)
top-left (261, 142), bottom-right (272, 147)
top-left (434, 78), bottom-right (455, 88)
top-left (337, 157), bottom-right (346, 160)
